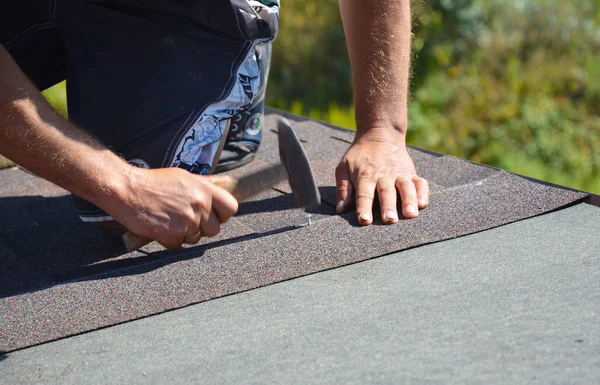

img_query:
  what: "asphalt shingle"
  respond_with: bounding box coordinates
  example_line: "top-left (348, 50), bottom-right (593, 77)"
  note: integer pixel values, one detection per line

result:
top-left (0, 110), bottom-right (588, 352)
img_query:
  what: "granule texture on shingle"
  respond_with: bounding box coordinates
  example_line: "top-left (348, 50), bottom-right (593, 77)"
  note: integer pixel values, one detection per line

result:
top-left (0, 167), bottom-right (67, 198)
top-left (0, 111), bottom-right (589, 353)
top-left (4, 205), bottom-right (598, 385)
top-left (416, 156), bottom-right (498, 188)
top-left (234, 188), bottom-right (336, 234)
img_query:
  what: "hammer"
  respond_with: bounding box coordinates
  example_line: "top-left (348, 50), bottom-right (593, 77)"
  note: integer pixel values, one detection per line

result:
top-left (122, 117), bottom-right (321, 252)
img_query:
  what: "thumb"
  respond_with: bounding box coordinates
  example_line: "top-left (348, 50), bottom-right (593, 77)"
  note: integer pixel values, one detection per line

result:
top-left (206, 175), bottom-right (237, 193)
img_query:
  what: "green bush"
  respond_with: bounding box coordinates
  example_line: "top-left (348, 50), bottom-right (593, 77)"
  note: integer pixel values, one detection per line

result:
top-left (267, 0), bottom-right (352, 113)
top-left (406, 0), bottom-right (600, 193)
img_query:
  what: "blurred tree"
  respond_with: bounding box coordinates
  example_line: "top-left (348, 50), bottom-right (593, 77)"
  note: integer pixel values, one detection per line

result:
top-left (410, 0), bottom-right (485, 91)
top-left (267, 0), bottom-right (352, 113)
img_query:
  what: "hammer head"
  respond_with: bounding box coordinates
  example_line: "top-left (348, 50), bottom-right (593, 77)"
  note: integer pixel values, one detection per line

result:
top-left (277, 117), bottom-right (321, 213)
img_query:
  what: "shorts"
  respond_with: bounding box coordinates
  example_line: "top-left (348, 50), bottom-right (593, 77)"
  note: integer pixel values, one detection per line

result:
top-left (1, 0), bottom-right (279, 222)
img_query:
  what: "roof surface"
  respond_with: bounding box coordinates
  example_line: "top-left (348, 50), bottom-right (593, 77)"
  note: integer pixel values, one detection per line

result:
top-left (1, 203), bottom-right (599, 384)
top-left (0, 110), bottom-right (592, 355)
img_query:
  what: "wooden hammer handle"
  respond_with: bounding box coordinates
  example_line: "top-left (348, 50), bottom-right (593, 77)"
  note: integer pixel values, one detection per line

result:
top-left (122, 232), bottom-right (154, 253)
top-left (122, 163), bottom-right (287, 252)
top-left (218, 163), bottom-right (287, 201)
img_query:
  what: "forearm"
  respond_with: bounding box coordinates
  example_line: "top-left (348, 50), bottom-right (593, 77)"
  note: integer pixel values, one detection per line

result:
top-left (0, 45), bottom-right (131, 211)
top-left (339, 0), bottom-right (411, 136)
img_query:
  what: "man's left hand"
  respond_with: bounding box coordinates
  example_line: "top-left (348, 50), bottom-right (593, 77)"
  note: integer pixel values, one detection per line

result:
top-left (335, 127), bottom-right (429, 225)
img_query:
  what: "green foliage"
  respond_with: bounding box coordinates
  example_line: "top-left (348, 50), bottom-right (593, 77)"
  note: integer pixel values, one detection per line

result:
top-left (410, 0), bottom-right (485, 91)
top-left (267, 0), bottom-right (352, 113)
top-left (406, 0), bottom-right (600, 193)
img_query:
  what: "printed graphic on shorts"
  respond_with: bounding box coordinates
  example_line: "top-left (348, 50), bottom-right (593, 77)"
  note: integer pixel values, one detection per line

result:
top-left (172, 114), bottom-right (225, 169)
top-left (239, 0), bottom-right (280, 42)
top-left (127, 158), bottom-right (150, 169)
top-left (170, 43), bottom-right (268, 171)
top-left (169, 1), bottom-right (278, 172)
top-left (239, 74), bottom-right (258, 101)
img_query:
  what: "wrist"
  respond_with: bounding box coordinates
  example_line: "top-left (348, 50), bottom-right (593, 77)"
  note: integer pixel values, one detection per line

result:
top-left (88, 153), bottom-right (137, 221)
top-left (354, 125), bottom-right (407, 147)
top-left (354, 103), bottom-right (408, 137)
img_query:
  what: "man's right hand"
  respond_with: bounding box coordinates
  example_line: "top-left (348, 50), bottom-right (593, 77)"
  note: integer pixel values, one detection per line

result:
top-left (1, 45), bottom-right (238, 251)
top-left (105, 167), bottom-right (239, 249)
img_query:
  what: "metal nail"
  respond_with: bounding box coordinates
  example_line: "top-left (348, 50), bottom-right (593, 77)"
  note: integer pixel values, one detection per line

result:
top-left (304, 213), bottom-right (312, 226)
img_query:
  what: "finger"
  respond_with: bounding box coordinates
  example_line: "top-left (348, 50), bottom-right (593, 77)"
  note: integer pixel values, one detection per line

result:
top-left (395, 179), bottom-right (419, 219)
top-left (160, 212), bottom-right (197, 248)
top-left (184, 228), bottom-right (202, 245)
top-left (200, 209), bottom-right (221, 238)
top-left (182, 211), bottom-right (202, 244)
top-left (159, 229), bottom-right (187, 250)
top-left (377, 177), bottom-right (399, 224)
top-left (335, 162), bottom-right (354, 213)
top-left (354, 177), bottom-right (377, 226)
top-left (413, 176), bottom-right (429, 209)
top-left (210, 184), bottom-right (239, 223)
top-left (206, 175), bottom-right (237, 193)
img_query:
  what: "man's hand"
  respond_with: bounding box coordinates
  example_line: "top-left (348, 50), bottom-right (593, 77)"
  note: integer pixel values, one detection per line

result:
top-left (337, 0), bottom-right (422, 225)
top-left (0, 45), bottom-right (238, 249)
top-left (335, 128), bottom-right (428, 225)
top-left (106, 169), bottom-right (238, 249)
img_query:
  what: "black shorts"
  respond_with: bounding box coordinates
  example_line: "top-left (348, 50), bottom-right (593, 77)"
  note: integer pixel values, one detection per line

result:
top-left (1, 0), bottom-right (279, 222)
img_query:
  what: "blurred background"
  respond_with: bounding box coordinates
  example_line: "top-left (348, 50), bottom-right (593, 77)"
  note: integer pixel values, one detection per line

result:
top-left (5, 0), bottom-right (600, 194)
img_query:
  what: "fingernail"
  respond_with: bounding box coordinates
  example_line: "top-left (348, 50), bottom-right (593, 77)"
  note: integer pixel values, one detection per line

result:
top-left (336, 200), bottom-right (345, 213)
top-left (386, 210), bottom-right (398, 220)
top-left (419, 199), bottom-right (428, 207)
top-left (405, 205), bottom-right (417, 213)
top-left (359, 213), bottom-right (372, 222)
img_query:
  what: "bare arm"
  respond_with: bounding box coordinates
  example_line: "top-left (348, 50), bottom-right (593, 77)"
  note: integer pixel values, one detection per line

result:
top-left (339, 0), bottom-right (411, 134)
top-left (0, 45), bottom-right (237, 248)
top-left (0, 45), bottom-right (131, 208)
top-left (336, 0), bottom-right (429, 224)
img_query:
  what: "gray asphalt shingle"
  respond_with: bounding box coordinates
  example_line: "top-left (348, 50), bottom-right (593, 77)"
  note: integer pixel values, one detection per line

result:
top-left (0, 110), bottom-right (589, 352)
top-left (2, 204), bottom-right (598, 384)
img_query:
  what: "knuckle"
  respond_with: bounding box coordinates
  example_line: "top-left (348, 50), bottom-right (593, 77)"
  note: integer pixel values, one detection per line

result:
top-left (219, 175), bottom-right (235, 185)
top-left (192, 191), bottom-right (209, 211)
top-left (356, 167), bottom-right (378, 180)
top-left (396, 179), bottom-right (414, 187)
top-left (378, 185), bottom-right (396, 194)
top-left (336, 184), bottom-right (348, 193)
top-left (356, 192), bottom-right (375, 200)
top-left (355, 175), bottom-right (377, 186)
top-left (415, 176), bottom-right (428, 185)
top-left (352, 160), bottom-right (379, 178)
top-left (183, 208), bottom-right (197, 224)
